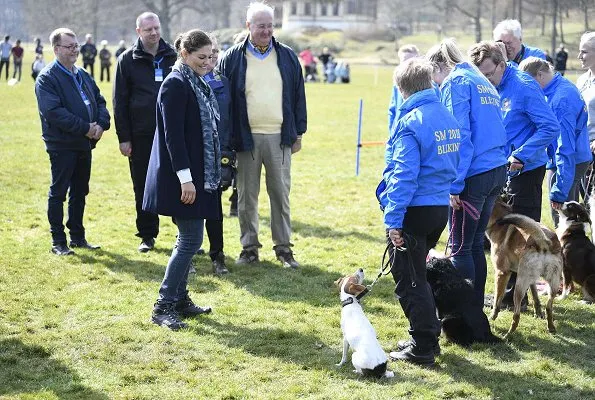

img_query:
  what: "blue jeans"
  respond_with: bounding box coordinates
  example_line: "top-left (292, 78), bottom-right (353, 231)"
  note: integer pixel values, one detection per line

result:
top-left (449, 165), bottom-right (507, 305)
top-left (47, 150), bottom-right (92, 245)
top-left (158, 217), bottom-right (204, 304)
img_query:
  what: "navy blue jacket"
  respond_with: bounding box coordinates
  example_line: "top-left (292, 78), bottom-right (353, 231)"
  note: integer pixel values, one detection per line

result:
top-left (440, 62), bottom-right (507, 194)
top-left (143, 71), bottom-right (222, 220)
top-left (378, 88), bottom-right (460, 229)
top-left (543, 73), bottom-right (592, 202)
top-left (205, 70), bottom-right (232, 152)
top-left (497, 63), bottom-right (559, 173)
top-left (217, 36), bottom-right (307, 151)
top-left (35, 60), bottom-right (110, 151)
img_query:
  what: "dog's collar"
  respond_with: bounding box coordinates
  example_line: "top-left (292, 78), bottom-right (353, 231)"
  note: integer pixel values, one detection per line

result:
top-left (341, 288), bottom-right (369, 307)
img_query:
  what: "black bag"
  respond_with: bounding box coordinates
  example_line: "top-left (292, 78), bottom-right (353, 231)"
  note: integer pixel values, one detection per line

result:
top-left (220, 150), bottom-right (236, 191)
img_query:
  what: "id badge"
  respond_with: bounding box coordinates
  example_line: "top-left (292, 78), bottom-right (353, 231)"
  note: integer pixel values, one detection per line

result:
top-left (155, 68), bottom-right (163, 82)
top-left (80, 90), bottom-right (91, 106)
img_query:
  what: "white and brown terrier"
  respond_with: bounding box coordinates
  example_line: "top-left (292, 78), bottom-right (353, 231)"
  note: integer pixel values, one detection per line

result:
top-left (335, 268), bottom-right (394, 378)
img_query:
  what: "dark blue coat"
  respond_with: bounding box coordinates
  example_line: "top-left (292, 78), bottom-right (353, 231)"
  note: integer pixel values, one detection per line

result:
top-left (35, 60), bottom-right (110, 151)
top-left (205, 70), bottom-right (232, 152)
top-left (142, 71), bottom-right (222, 220)
top-left (217, 36), bottom-right (307, 151)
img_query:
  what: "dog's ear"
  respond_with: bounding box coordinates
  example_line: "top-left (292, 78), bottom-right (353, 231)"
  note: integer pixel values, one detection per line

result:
top-left (345, 283), bottom-right (367, 296)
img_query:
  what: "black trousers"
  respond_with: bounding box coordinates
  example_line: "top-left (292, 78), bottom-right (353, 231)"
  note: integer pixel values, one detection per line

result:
top-left (100, 65), bottom-right (110, 82)
top-left (129, 135), bottom-right (159, 240)
top-left (389, 205), bottom-right (446, 350)
top-left (504, 165), bottom-right (546, 301)
top-left (83, 61), bottom-right (94, 78)
top-left (205, 217), bottom-right (223, 260)
top-left (0, 59), bottom-right (9, 80)
top-left (47, 150), bottom-right (92, 245)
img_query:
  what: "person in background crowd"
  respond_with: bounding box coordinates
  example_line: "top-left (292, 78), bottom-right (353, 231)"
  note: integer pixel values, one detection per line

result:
top-left (115, 40), bottom-right (126, 58)
top-left (426, 39), bottom-right (507, 305)
top-left (35, 37), bottom-right (43, 55)
top-left (377, 58), bottom-right (460, 366)
top-left (318, 46), bottom-right (332, 81)
top-left (35, 27), bottom-right (110, 256)
top-left (388, 44), bottom-right (420, 135)
top-left (200, 33), bottom-right (232, 276)
top-left (218, 1), bottom-right (307, 269)
top-left (80, 34), bottom-right (97, 78)
top-left (99, 40), bottom-right (112, 82)
top-left (577, 32), bottom-right (595, 203)
top-left (299, 46), bottom-right (317, 82)
top-left (143, 29), bottom-right (218, 331)
top-left (555, 44), bottom-right (568, 75)
top-left (0, 35), bottom-right (12, 80)
top-left (544, 50), bottom-right (554, 64)
top-left (11, 39), bottom-right (23, 81)
top-left (31, 53), bottom-right (45, 80)
top-left (113, 12), bottom-right (177, 253)
top-left (469, 41), bottom-right (559, 310)
top-left (335, 60), bottom-right (350, 83)
top-left (519, 57), bottom-right (591, 227)
top-left (493, 19), bottom-right (545, 65)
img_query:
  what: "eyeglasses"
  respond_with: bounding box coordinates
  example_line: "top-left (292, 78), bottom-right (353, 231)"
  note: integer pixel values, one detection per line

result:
top-left (57, 43), bottom-right (80, 51)
top-left (483, 63), bottom-right (500, 79)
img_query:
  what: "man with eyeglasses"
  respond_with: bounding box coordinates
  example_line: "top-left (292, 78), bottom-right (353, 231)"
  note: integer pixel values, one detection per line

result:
top-left (113, 12), bottom-right (176, 253)
top-left (493, 19), bottom-right (546, 66)
top-left (35, 28), bottom-right (110, 255)
top-left (218, 1), bottom-right (307, 269)
top-left (469, 41), bottom-right (559, 309)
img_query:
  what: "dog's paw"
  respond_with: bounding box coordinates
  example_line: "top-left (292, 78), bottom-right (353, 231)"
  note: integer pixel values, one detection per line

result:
top-left (384, 370), bottom-right (395, 378)
top-left (335, 362), bottom-right (345, 367)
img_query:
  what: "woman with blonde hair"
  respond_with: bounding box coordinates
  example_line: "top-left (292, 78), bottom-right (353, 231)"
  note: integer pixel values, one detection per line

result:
top-left (426, 39), bottom-right (508, 305)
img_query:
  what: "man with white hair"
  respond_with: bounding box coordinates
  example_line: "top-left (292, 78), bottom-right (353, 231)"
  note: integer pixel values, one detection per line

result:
top-left (80, 33), bottom-right (97, 77)
top-left (113, 12), bottom-right (177, 252)
top-left (493, 19), bottom-right (545, 65)
top-left (218, 2), bottom-right (307, 268)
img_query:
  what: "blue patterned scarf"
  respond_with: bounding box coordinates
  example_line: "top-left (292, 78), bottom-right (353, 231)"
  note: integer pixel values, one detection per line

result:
top-left (172, 60), bottom-right (221, 192)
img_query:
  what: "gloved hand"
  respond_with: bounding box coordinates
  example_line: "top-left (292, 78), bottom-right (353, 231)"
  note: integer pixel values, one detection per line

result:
top-left (220, 151), bottom-right (236, 191)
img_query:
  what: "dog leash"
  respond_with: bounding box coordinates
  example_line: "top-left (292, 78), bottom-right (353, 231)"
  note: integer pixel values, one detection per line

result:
top-left (445, 200), bottom-right (480, 258)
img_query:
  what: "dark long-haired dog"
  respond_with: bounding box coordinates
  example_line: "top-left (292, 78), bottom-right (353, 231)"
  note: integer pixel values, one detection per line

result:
top-left (426, 257), bottom-right (500, 346)
top-left (556, 201), bottom-right (595, 302)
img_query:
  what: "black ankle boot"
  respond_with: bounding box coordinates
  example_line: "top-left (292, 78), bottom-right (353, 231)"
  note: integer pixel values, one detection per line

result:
top-left (175, 295), bottom-right (212, 318)
top-left (152, 302), bottom-right (187, 331)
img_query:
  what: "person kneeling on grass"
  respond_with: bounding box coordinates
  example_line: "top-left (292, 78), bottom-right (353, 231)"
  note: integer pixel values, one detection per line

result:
top-left (376, 58), bottom-right (460, 366)
top-left (143, 29), bottom-right (220, 330)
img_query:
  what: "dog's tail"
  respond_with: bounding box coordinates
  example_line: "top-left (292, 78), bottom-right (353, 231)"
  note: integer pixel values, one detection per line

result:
top-left (497, 214), bottom-right (552, 251)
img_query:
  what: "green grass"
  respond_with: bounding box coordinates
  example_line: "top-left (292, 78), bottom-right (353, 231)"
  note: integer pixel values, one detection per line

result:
top-left (1, 56), bottom-right (595, 400)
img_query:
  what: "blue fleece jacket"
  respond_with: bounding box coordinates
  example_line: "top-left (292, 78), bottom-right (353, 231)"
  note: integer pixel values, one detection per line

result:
top-left (543, 73), bottom-right (592, 202)
top-left (379, 88), bottom-right (460, 229)
top-left (497, 63), bottom-right (559, 173)
top-left (440, 62), bottom-right (507, 194)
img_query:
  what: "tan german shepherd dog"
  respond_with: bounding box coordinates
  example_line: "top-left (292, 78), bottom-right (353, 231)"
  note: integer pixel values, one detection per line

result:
top-left (485, 198), bottom-right (563, 339)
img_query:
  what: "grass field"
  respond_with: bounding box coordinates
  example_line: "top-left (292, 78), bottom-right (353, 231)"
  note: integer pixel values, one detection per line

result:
top-left (1, 53), bottom-right (595, 400)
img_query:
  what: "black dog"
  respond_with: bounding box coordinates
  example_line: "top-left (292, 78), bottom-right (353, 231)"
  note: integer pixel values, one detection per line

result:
top-left (426, 257), bottom-right (500, 346)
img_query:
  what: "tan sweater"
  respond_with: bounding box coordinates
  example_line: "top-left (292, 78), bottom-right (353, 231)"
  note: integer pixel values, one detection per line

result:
top-left (245, 48), bottom-right (283, 134)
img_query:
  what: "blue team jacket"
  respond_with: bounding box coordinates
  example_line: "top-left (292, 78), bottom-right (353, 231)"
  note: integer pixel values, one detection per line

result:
top-left (388, 83), bottom-right (441, 136)
top-left (205, 70), bottom-right (232, 152)
top-left (543, 73), bottom-right (592, 202)
top-left (497, 64), bottom-right (559, 173)
top-left (440, 62), bottom-right (507, 194)
top-left (378, 88), bottom-right (460, 229)
top-left (511, 44), bottom-right (546, 65)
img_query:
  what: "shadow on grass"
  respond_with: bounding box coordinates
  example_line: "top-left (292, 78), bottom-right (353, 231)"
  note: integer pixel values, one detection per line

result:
top-left (0, 338), bottom-right (108, 399)
top-left (73, 249), bottom-right (164, 282)
top-left (198, 318), bottom-right (404, 382)
top-left (440, 352), bottom-right (592, 399)
top-left (260, 215), bottom-right (381, 243)
top-left (198, 258), bottom-right (345, 308)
